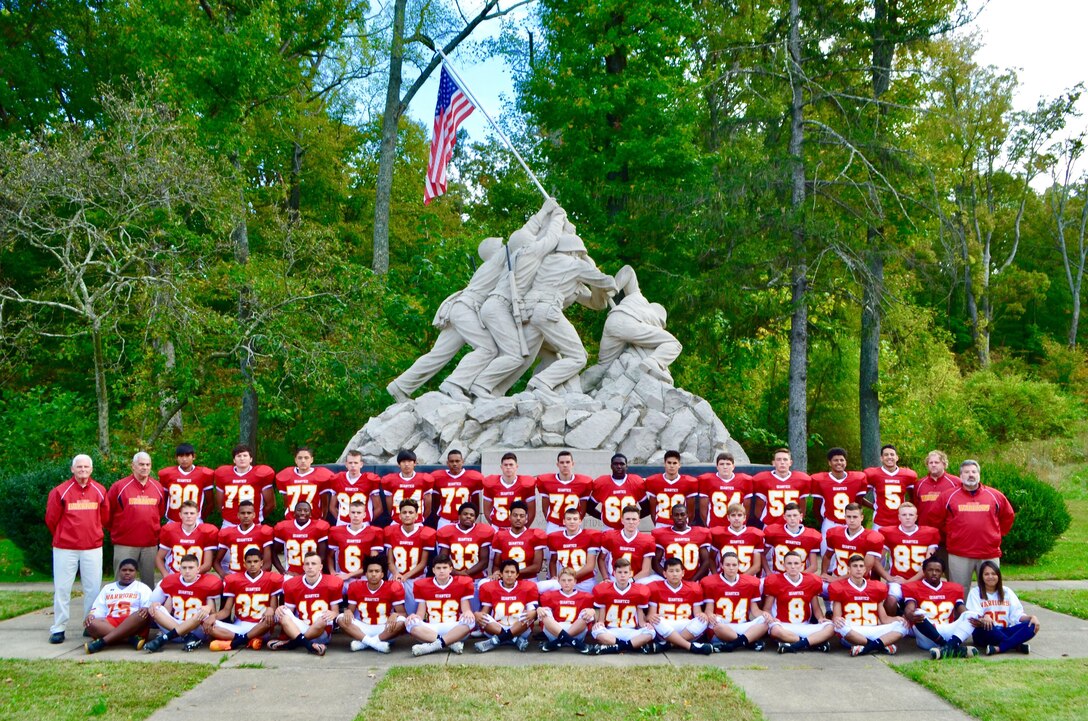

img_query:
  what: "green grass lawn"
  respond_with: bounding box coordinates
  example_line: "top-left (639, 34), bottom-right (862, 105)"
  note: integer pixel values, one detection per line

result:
top-left (894, 658), bottom-right (1088, 721)
top-left (357, 666), bottom-right (764, 721)
top-left (0, 591), bottom-right (54, 620)
top-left (0, 538), bottom-right (49, 583)
top-left (1002, 466), bottom-right (1088, 581)
top-left (0, 659), bottom-right (214, 721)
top-left (1019, 589), bottom-right (1088, 620)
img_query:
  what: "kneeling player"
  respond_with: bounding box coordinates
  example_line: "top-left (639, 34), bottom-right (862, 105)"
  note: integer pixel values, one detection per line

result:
top-left (700, 551), bottom-right (768, 652)
top-left (475, 559), bottom-right (540, 653)
top-left (902, 556), bottom-right (976, 659)
top-left (206, 548), bottom-right (283, 651)
top-left (763, 551), bottom-right (834, 653)
top-left (538, 567), bottom-right (596, 652)
top-left (339, 556), bottom-right (407, 654)
top-left (830, 554), bottom-right (908, 656)
top-left (406, 554), bottom-right (475, 656)
top-left (84, 558), bottom-right (153, 653)
top-left (271, 551), bottom-right (342, 655)
top-left (646, 557), bottom-right (713, 654)
top-left (145, 554), bottom-right (223, 653)
top-left (587, 557), bottom-right (655, 654)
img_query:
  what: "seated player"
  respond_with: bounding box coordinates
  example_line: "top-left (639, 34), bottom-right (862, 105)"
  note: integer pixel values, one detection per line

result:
top-left (271, 551), bottom-right (342, 655)
top-left (902, 556), bottom-right (977, 659)
top-left (538, 567), bottom-right (596, 652)
top-left (762, 550), bottom-right (834, 654)
top-left (821, 503), bottom-right (884, 584)
top-left (536, 450), bottom-right (593, 533)
top-left (876, 502), bottom-right (940, 613)
top-left (696, 452), bottom-right (753, 528)
top-left (598, 505), bottom-right (658, 584)
top-left (587, 557), bottom-right (655, 654)
top-left (383, 498), bottom-right (436, 613)
top-left (157, 500), bottom-right (219, 577)
top-left (339, 556), bottom-right (407, 654)
top-left (145, 553), bottom-right (223, 653)
top-left (541, 507), bottom-right (600, 593)
top-left (436, 502), bottom-right (493, 596)
top-left (474, 559), bottom-right (540, 653)
top-left (272, 500), bottom-right (330, 578)
top-left (652, 503), bottom-right (712, 582)
top-left (489, 501), bottom-right (545, 580)
top-left (966, 561), bottom-right (1039, 656)
top-left (327, 500), bottom-right (384, 588)
top-left (700, 551), bottom-right (768, 652)
top-left (84, 558), bottom-right (153, 653)
top-left (645, 557), bottom-right (713, 654)
top-left (431, 449), bottom-right (484, 530)
top-left (645, 450), bottom-right (698, 528)
top-left (829, 554), bottom-right (908, 656)
top-left (205, 548), bottom-right (283, 651)
top-left (710, 504), bottom-right (764, 576)
top-left (764, 502), bottom-right (822, 574)
top-left (215, 500), bottom-right (273, 575)
top-left (406, 554), bottom-right (476, 656)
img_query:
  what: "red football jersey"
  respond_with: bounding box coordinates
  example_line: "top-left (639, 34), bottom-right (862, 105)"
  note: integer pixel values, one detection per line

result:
top-left (218, 523), bottom-right (274, 573)
top-left (592, 581), bottom-right (650, 628)
top-left (599, 529), bottom-right (656, 577)
top-left (652, 525), bottom-right (712, 581)
top-left (490, 527), bottom-right (546, 574)
top-left (763, 524), bottom-right (823, 572)
top-left (700, 573), bottom-right (763, 623)
top-left (275, 466), bottom-right (334, 518)
top-left (482, 474), bottom-right (537, 529)
top-left (536, 473), bottom-right (593, 526)
top-left (710, 525), bottom-right (765, 574)
top-left (273, 518), bottom-right (331, 576)
top-left (379, 471), bottom-right (434, 511)
top-left (696, 472), bottom-right (754, 528)
top-left (902, 579), bottom-right (965, 624)
top-left (824, 526), bottom-right (885, 576)
top-left (881, 525), bottom-right (941, 577)
top-left (158, 521), bottom-right (219, 572)
top-left (327, 471), bottom-right (380, 525)
top-left (914, 473), bottom-right (961, 529)
top-left (412, 575), bottom-right (474, 622)
top-left (865, 466), bottom-right (918, 527)
top-left (431, 468), bottom-right (485, 524)
top-left (346, 579), bottom-right (406, 624)
top-left (383, 524), bottom-right (436, 577)
top-left (761, 572), bottom-right (823, 624)
top-left (809, 471), bottom-right (869, 524)
top-left (222, 570), bottom-right (283, 624)
top-left (647, 579), bottom-right (702, 621)
top-left (327, 525), bottom-right (384, 576)
top-left (645, 473), bottom-right (698, 526)
top-left (157, 573), bottom-right (223, 621)
top-left (752, 471), bottom-right (811, 523)
top-left (436, 522), bottom-right (494, 578)
top-left (282, 574), bottom-right (342, 624)
top-left (158, 465), bottom-right (214, 522)
top-left (214, 464), bottom-right (275, 524)
top-left (547, 528), bottom-right (600, 577)
top-left (478, 579), bottom-right (540, 621)
top-left (591, 474), bottom-right (647, 529)
top-left (829, 578), bottom-right (889, 626)
top-left (539, 589), bottom-right (594, 623)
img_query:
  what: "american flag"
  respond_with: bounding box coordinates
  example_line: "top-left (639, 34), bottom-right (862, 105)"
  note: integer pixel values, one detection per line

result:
top-left (424, 66), bottom-right (476, 204)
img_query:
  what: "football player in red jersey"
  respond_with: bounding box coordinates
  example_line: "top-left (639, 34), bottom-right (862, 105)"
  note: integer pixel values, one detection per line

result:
top-left (541, 507), bottom-right (600, 593)
top-left (537, 450), bottom-right (593, 533)
top-left (646, 557), bottom-right (714, 654)
top-left (436, 503), bottom-right (494, 591)
top-left (710, 504), bottom-right (764, 576)
top-left (214, 444), bottom-right (276, 525)
top-left (700, 551), bottom-right (768, 651)
top-left (83, 558), bottom-right (153, 654)
top-left (205, 548), bottom-right (282, 651)
top-left (652, 504), bottom-right (713, 581)
top-left (809, 447), bottom-right (868, 547)
top-left (830, 554), bottom-right (908, 656)
top-left (327, 501), bottom-right (384, 586)
top-left (915, 450), bottom-right (961, 529)
top-left (144, 554), bottom-right (223, 653)
top-left (159, 443), bottom-right (214, 523)
top-left (380, 449), bottom-right (435, 520)
top-left (752, 448), bottom-right (811, 525)
top-left (599, 505), bottom-right (658, 583)
top-left (764, 502), bottom-right (822, 573)
top-left (821, 503), bottom-right (885, 583)
top-left (864, 444), bottom-right (917, 531)
top-left (383, 498), bottom-right (436, 613)
top-left (587, 557), bottom-right (655, 654)
top-left (482, 452), bottom-right (538, 529)
top-left (214, 500), bottom-right (273, 574)
top-left (763, 551), bottom-right (834, 653)
top-left (157, 501), bottom-right (219, 576)
top-left (276, 447), bottom-right (333, 520)
top-left (272, 501), bottom-right (330, 577)
top-left (538, 567), bottom-right (596, 652)
top-left (327, 450), bottom-right (380, 526)
top-left (489, 501), bottom-right (545, 580)
top-left (876, 502), bottom-right (940, 613)
top-left (645, 450), bottom-right (698, 528)
top-left (339, 556), bottom-right (407, 654)
top-left (697, 452), bottom-right (754, 528)
top-left (272, 552), bottom-right (342, 655)
top-left (474, 559), bottom-right (540, 652)
top-left (902, 556), bottom-right (977, 659)
top-left (588, 454), bottom-right (649, 530)
top-left (406, 554), bottom-right (476, 656)
top-left (432, 449), bottom-right (484, 528)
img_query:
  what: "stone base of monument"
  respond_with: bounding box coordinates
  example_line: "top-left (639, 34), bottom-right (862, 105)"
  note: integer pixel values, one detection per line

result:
top-left (339, 350), bottom-right (749, 466)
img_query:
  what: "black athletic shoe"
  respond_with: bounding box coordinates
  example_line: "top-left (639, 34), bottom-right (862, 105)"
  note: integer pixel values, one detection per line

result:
top-left (128, 636), bottom-right (146, 650)
top-left (85, 638), bottom-right (107, 654)
top-left (689, 642), bottom-right (713, 656)
top-left (594, 644), bottom-right (620, 655)
top-left (570, 638), bottom-right (588, 653)
top-left (1018, 643), bottom-right (1030, 654)
top-left (49, 632), bottom-right (65, 644)
top-left (144, 635), bottom-right (168, 653)
top-left (814, 641), bottom-right (832, 653)
top-left (540, 639), bottom-right (560, 653)
top-left (751, 640), bottom-right (766, 652)
top-left (777, 643), bottom-right (796, 654)
top-left (182, 634), bottom-right (203, 652)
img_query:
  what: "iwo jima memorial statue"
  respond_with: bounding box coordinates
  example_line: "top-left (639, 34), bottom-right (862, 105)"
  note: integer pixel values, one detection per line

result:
top-left (339, 197), bottom-right (749, 468)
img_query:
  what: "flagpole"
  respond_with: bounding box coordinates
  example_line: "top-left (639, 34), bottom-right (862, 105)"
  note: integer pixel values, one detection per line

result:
top-left (434, 49), bottom-right (549, 200)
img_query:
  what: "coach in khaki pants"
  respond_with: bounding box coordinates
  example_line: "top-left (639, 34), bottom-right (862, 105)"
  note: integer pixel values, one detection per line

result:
top-left (933, 460), bottom-right (1016, 591)
top-left (45, 454), bottom-right (110, 644)
top-left (107, 452), bottom-right (167, 587)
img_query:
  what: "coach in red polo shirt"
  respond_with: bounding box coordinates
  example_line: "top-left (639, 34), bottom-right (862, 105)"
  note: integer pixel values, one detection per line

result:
top-left (933, 460), bottom-right (1015, 591)
top-left (107, 451), bottom-right (167, 587)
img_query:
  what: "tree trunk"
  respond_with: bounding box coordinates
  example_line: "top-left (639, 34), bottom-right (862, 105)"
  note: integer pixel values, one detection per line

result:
top-left (1071, 293), bottom-right (1082, 348)
top-left (786, 0), bottom-right (808, 470)
top-left (230, 154), bottom-right (258, 450)
top-left (91, 320), bottom-right (110, 456)
top-left (371, 0), bottom-right (408, 275)
top-left (156, 337), bottom-right (183, 436)
top-left (288, 140), bottom-right (303, 225)
top-left (604, 13), bottom-right (629, 230)
top-left (859, 239), bottom-right (882, 467)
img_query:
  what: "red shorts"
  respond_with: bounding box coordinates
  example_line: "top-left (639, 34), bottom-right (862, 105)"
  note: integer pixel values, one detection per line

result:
top-left (107, 615), bottom-right (126, 628)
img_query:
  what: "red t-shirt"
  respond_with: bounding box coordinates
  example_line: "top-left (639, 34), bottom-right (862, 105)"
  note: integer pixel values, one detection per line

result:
top-left (592, 581), bottom-right (650, 628)
top-left (645, 473), bottom-right (698, 526)
top-left (346, 579), bottom-right (406, 624)
top-left (590, 474), bottom-right (648, 529)
top-left (546, 528), bottom-right (601, 577)
top-left (864, 466), bottom-right (918, 527)
top-left (696, 472), bottom-right (754, 528)
top-left (46, 478), bottom-right (110, 550)
top-left (275, 466), bottom-right (334, 518)
top-left (157, 573), bottom-right (223, 620)
top-left (222, 570), bottom-right (283, 624)
top-left (651, 525), bottom-right (712, 581)
top-left (599, 529), bottom-right (656, 577)
top-left (282, 574), bottom-right (342, 624)
top-left (933, 485), bottom-right (1015, 559)
top-left (536, 473), bottom-right (593, 527)
top-left (412, 575), bottom-right (474, 622)
top-left (539, 589), bottom-right (594, 623)
top-left (763, 524), bottom-right (823, 572)
top-left (761, 572), bottom-right (823, 624)
top-left (382, 524), bottom-right (436, 577)
top-left (490, 527), bottom-right (546, 575)
top-left (214, 465), bottom-right (275, 524)
top-left (809, 471), bottom-right (868, 524)
top-left (217, 523), bottom-right (274, 573)
top-left (752, 471), bottom-right (811, 523)
top-left (327, 525), bottom-right (384, 576)
top-left (273, 518), bottom-right (331, 576)
top-left (710, 526), bottom-right (765, 574)
top-left (881, 525), bottom-right (941, 577)
top-left (700, 573), bottom-right (763, 623)
top-left (436, 522), bottom-right (494, 578)
top-left (478, 579), bottom-right (540, 620)
top-left (481, 474), bottom-right (537, 529)
top-left (158, 466), bottom-right (214, 522)
top-left (902, 579), bottom-right (966, 624)
top-left (647, 579), bottom-right (703, 621)
top-left (431, 469), bottom-right (485, 524)
top-left (107, 476), bottom-right (167, 547)
top-left (379, 471), bottom-right (435, 511)
top-left (828, 578), bottom-right (890, 625)
top-left (915, 473), bottom-right (961, 529)
top-left (327, 471), bottom-right (380, 526)
top-left (158, 521), bottom-right (219, 572)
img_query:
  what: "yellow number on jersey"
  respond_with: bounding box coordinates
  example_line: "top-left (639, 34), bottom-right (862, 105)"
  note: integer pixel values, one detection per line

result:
top-left (555, 548), bottom-right (588, 571)
top-left (604, 495), bottom-right (638, 524)
top-left (441, 487), bottom-right (471, 515)
top-left (390, 546), bottom-right (420, 575)
top-left (448, 542), bottom-right (480, 570)
top-left (918, 600), bottom-right (956, 625)
top-left (843, 602), bottom-right (878, 626)
top-left (891, 544), bottom-right (929, 574)
top-left (884, 485), bottom-right (902, 510)
top-left (665, 542), bottom-right (700, 571)
top-left (786, 597), bottom-right (808, 624)
top-left (168, 484), bottom-right (200, 510)
top-left (549, 493), bottom-right (579, 520)
top-left (425, 599), bottom-right (461, 624)
top-left (715, 597), bottom-right (750, 624)
top-left (655, 493), bottom-right (686, 522)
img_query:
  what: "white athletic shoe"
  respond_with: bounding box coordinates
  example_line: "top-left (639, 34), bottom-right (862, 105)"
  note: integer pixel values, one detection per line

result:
top-left (369, 639), bottom-right (391, 654)
top-left (449, 641), bottom-right (464, 654)
top-left (412, 640), bottom-right (443, 656)
top-left (350, 639), bottom-right (367, 652)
